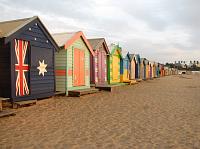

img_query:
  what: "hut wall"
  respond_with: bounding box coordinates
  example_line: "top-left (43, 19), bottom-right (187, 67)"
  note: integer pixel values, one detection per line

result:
top-left (130, 59), bottom-right (136, 80)
top-left (55, 49), bottom-right (66, 92)
top-left (0, 41), bottom-right (11, 97)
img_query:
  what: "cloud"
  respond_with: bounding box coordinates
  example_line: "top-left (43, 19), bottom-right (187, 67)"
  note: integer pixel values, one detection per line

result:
top-left (0, 0), bottom-right (199, 63)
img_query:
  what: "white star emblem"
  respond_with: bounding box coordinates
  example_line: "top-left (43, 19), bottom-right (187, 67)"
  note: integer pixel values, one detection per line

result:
top-left (37, 60), bottom-right (47, 76)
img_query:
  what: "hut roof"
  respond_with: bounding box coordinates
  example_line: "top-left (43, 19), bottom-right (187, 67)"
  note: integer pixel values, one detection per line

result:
top-left (88, 38), bottom-right (110, 54)
top-left (144, 59), bottom-right (149, 65)
top-left (109, 43), bottom-right (122, 58)
top-left (0, 16), bottom-right (37, 38)
top-left (0, 16), bottom-right (59, 50)
top-left (52, 31), bottom-right (94, 56)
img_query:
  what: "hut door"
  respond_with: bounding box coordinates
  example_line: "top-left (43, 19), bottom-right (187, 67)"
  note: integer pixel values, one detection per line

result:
top-left (74, 49), bottom-right (85, 86)
top-left (98, 51), bottom-right (106, 84)
top-left (113, 55), bottom-right (119, 81)
top-left (14, 39), bottom-right (30, 97)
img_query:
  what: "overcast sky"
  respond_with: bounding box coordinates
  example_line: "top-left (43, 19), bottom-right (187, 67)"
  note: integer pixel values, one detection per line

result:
top-left (0, 0), bottom-right (200, 63)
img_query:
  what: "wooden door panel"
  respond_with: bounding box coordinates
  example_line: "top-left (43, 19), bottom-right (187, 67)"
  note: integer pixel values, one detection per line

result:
top-left (79, 50), bottom-right (85, 86)
top-left (113, 56), bottom-right (119, 81)
top-left (100, 51), bottom-right (105, 83)
top-left (97, 51), bottom-right (101, 83)
top-left (73, 49), bottom-right (80, 86)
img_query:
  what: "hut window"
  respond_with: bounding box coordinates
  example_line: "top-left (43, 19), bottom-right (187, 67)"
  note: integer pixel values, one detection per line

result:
top-left (35, 23), bottom-right (38, 26)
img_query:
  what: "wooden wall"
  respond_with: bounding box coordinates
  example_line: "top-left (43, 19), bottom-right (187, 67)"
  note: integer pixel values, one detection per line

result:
top-left (0, 40), bottom-right (11, 97)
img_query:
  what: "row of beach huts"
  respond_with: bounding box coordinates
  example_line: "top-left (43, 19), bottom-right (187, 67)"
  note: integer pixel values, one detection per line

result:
top-left (0, 16), bottom-right (178, 110)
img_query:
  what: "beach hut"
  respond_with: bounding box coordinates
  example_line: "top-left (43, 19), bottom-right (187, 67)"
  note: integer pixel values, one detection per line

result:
top-left (129, 54), bottom-right (136, 80)
top-left (0, 16), bottom-right (59, 102)
top-left (149, 62), bottom-right (153, 79)
top-left (88, 38), bottom-right (109, 85)
top-left (164, 66), bottom-right (169, 76)
top-left (144, 59), bottom-right (150, 79)
top-left (160, 64), bottom-right (165, 76)
top-left (53, 31), bottom-right (95, 95)
top-left (135, 54), bottom-right (141, 79)
top-left (108, 44), bottom-right (122, 84)
top-left (140, 58), bottom-right (146, 80)
top-left (152, 62), bottom-right (156, 78)
top-left (120, 52), bottom-right (131, 82)
top-left (154, 62), bottom-right (159, 78)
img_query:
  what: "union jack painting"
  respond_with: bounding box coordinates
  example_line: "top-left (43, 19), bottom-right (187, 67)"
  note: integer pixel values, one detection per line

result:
top-left (15, 39), bottom-right (29, 96)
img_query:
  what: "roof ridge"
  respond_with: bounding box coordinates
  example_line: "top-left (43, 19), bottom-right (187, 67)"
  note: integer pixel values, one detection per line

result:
top-left (52, 31), bottom-right (80, 35)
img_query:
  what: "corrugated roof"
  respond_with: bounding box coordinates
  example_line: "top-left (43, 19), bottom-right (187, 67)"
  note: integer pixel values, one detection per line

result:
top-left (88, 38), bottom-right (104, 50)
top-left (52, 32), bottom-right (77, 47)
top-left (0, 16), bottom-right (37, 38)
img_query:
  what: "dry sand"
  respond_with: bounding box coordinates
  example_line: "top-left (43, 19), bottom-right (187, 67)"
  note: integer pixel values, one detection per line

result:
top-left (1, 74), bottom-right (200, 149)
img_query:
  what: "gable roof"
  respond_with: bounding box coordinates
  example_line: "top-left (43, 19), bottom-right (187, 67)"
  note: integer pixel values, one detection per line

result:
top-left (144, 59), bottom-right (149, 65)
top-left (52, 31), bottom-right (94, 56)
top-left (140, 58), bottom-right (146, 65)
top-left (0, 16), bottom-right (59, 50)
top-left (129, 54), bottom-right (135, 60)
top-left (88, 38), bottom-right (109, 54)
top-left (122, 52), bottom-right (131, 61)
top-left (0, 16), bottom-right (37, 38)
top-left (129, 53), bottom-right (140, 63)
top-left (109, 43), bottom-right (122, 58)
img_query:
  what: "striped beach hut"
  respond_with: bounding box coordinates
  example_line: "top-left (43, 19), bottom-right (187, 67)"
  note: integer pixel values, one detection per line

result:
top-left (160, 64), bottom-right (165, 76)
top-left (129, 54), bottom-right (136, 80)
top-left (140, 58), bottom-right (146, 80)
top-left (154, 62), bottom-right (159, 78)
top-left (108, 44), bottom-right (122, 84)
top-left (120, 52), bottom-right (131, 82)
top-left (134, 54), bottom-right (141, 79)
top-left (88, 38), bottom-right (109, 85)
top-left (53, 31), bottom-right (94, 95)
top-left (0, 16), bottom-right (59, 102)
top-left (149, 61), bottom-right (154, 79)
top-left (144, 59), bottom-right (150, 80)
top-left (157, 63), bottom-right (161, 77)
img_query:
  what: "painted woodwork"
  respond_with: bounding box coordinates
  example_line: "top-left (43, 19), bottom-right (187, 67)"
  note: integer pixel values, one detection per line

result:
top-left (108, 44), bottom-right (122, 84)
top-left (53, 31), bottom-right (94, 95)
top-left (0, 16), bottom-right (58, 102)
top-left (88, 38), bottom-right (109, 85)
top-left (120, 53), bottom-right (131, 82)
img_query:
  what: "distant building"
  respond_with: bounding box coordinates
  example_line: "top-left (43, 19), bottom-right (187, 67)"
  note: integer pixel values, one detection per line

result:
top-left (174, 60), bottom-right (200, 70)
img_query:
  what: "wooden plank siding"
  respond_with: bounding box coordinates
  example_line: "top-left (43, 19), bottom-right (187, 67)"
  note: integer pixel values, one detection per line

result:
top-left (0, 42), bottom-right (11, 97)
top-left (130, 58), bottom-right (136, 80)
top-left (55, 49), bottom-right (66, 92)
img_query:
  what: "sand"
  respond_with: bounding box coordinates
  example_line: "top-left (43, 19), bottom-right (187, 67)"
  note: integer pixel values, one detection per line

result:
top-left (0, 74), bottom-right (200, 149)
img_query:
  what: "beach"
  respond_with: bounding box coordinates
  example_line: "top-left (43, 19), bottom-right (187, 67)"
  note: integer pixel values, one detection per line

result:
top-left (0, 74), bottom-right (200, 149)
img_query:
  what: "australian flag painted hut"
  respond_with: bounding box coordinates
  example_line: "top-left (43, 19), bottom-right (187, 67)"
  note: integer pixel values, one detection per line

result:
top-left (0, 16), bottom-right (59, 102)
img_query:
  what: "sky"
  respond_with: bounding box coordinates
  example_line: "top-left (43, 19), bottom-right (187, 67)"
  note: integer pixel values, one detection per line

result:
top-left (0, 0), bottom-right (200, 63)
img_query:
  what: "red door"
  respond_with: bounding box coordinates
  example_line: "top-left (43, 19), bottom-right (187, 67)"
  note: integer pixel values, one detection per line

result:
top-left (74, 49), bottom-right (85, 86)
top-left (79, 50), bottom-right (85, 86)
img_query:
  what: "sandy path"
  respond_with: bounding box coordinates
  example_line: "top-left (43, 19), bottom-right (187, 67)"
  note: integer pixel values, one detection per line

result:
top-left (0, 74), bottom-right (200, 149)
